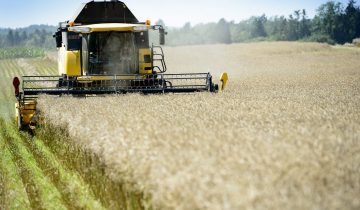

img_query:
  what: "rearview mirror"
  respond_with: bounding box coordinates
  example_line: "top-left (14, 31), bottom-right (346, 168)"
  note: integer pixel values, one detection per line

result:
top-left (53, 31), bottom-right (62, 48)
top-left (159, 28), bottom-right (166, 45)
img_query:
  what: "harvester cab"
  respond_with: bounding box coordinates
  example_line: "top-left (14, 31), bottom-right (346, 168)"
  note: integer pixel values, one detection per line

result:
top-left (13, 0), bottom-right (229, 130)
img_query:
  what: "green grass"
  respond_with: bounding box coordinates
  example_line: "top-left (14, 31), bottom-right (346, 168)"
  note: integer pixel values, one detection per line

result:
top-left (0, 121), bottom-right (31, 210)
top-left (23, 132), bottom-right (106, 209)
top-left (2, 121), bottom-right (67, 210)
top-left (36, 125), bottom-right (150, 210)
top-left (0, 117), bottom-right (131, 210)
top-left (0, 119), bottom-right (151, 210)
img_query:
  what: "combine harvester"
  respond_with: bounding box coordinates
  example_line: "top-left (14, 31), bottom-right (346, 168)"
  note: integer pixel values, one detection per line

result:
top-left (12, 0), bottom-right (229, 130)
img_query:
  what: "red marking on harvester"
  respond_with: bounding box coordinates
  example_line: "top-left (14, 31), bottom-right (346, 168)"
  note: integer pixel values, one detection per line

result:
top-left (13, 77), bottom-right (20, 97)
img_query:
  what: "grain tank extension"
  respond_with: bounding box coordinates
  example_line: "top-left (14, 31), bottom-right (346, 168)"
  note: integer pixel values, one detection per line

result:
top-left (12, 0), bottom-right (229, 130)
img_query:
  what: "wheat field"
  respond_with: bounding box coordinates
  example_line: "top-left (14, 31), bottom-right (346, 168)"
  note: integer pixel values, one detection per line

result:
top-left (36, 42), bottom-right (360, 210)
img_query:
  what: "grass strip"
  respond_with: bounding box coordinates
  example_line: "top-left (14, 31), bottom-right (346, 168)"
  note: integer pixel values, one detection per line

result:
top-left (19, 130), bottom-right (106, 210)
top-left (36, 125), bottom-right (149, 210)
top-left (0, 126), bottom-right (5, 209)
top-left (3, 122), bottom-right (67, 210)
top-left (0, 121), bottom-right (31, 209)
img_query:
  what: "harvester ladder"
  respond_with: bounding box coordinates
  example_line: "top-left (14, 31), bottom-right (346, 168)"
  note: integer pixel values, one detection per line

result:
top-left (151, 44), bottom-right (167, 73)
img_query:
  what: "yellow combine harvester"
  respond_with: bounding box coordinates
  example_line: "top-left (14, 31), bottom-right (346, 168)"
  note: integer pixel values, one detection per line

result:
top-left (12, 0), bottom-right (228, 130)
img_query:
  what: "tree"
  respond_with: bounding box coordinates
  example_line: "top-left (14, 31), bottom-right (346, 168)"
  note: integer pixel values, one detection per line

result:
top-left (229, 19), bottom-right (253, 42)
top-left (250, 15), bottom-right (267, 38)
top-left (21, 31), bottom-right (28, 44)
top-left (13, 31), bottom-right (20, 44)
top-left (182, 22), bottom-right (191, 32)
top-left (300, 9), bottom-right (311, 38)
top-left (286, 12), bottom-right (300, 40)
top-left (0, 35), bottom-right (4, 48)
top-left (214, 18), bottom-right (232, 44)
top-left (313, 1), bottom-right (346, 43)
top-left (6, 30), bottom-right (14, 47)
top-left (267, 16), bottom-right (287, 40)
top-left (31, 29), bottom-right (42, 46)
top-left (345, 0), bottom-right (360, 41)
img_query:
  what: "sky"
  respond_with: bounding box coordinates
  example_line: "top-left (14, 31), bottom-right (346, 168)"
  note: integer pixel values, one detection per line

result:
top-left (0, 0), bottom-right (353, 29)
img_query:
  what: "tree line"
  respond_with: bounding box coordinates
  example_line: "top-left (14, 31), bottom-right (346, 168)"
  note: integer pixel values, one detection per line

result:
top-left (0, 25), bottom-right (56, 49)
top-left (161, 0), bottom-right (360, 45)
top-left (1, 1), bottom-right (360, 48)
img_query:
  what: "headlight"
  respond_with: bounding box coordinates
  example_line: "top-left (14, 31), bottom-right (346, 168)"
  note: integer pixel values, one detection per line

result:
top-left (69, 27), bottom-right (91, 33)
top-left (133, 26), bottom-right (149, 32)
